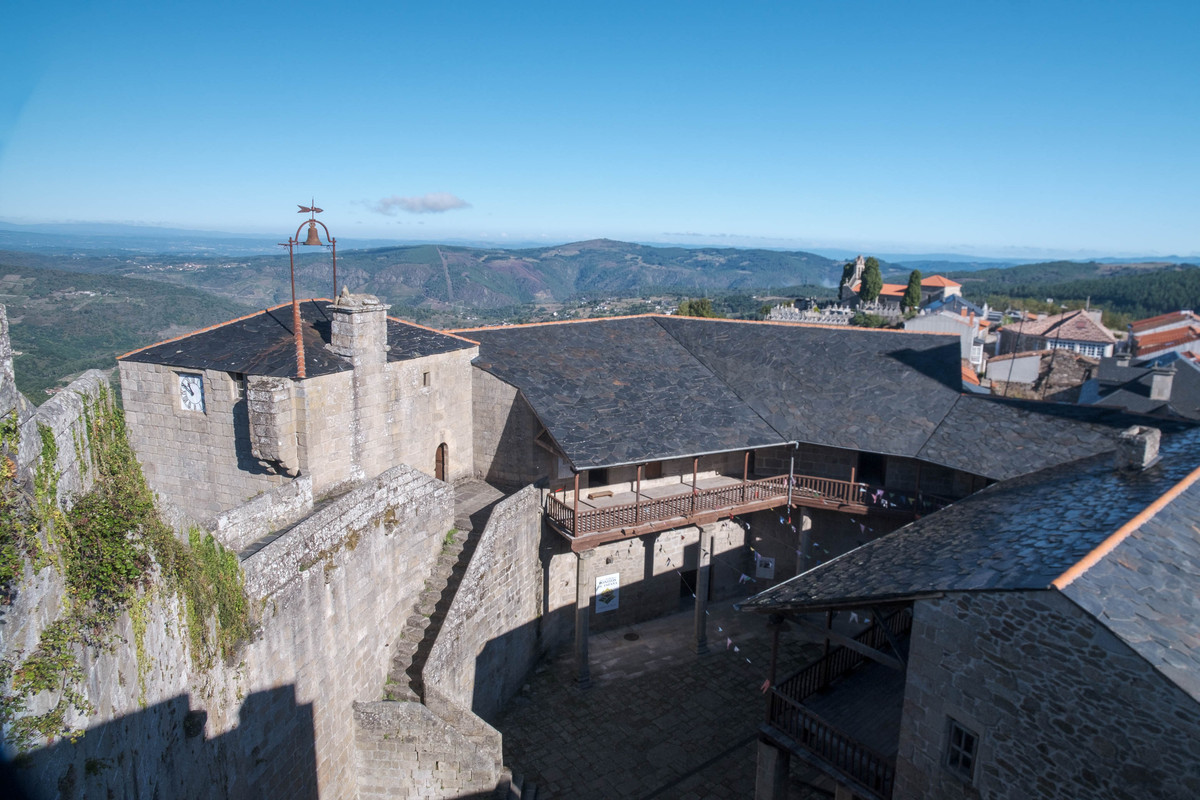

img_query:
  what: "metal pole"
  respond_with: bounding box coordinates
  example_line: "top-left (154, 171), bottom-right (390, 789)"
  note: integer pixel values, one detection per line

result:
top-left (691, 457), bottom-right (698, 513)
top-left (331, 237), bottom-right (338, 299)
top-left (288, 239), bottom-right (306, 379)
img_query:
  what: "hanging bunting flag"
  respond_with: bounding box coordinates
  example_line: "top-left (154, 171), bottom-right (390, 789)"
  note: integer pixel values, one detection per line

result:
top-left (760, 679), bottom-right (772, 693)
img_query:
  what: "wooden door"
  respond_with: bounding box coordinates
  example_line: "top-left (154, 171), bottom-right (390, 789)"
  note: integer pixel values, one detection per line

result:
top-left (435, 443), bottom-right (447, 481)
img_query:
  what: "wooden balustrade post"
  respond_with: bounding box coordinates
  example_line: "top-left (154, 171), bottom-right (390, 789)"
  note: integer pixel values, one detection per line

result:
top-left (820, 610), bottom-right (833, 690)
top-left (742, 450), bottom-right (750, 502)
top-left (691, 456), bottom-right (698, 514)
top-left (635, 464), bottom-right (642, 525)
top-left (572, 471), bottom-right (580, 537)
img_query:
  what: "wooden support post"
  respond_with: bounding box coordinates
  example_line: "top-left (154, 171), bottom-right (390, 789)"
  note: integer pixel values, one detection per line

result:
top-left (820, 610), bottom-right (833, 690)
top-left (691, 456), bottom-right (698, 513)
top-left (575, 551), bottom-right (593, 687)
top-left (573, 471), bottom-right (580, 537)
top-left (695, 525), bottom-right (711, 654)
top-left (743, 450), bottom-right (750, 502)
top-left (635, 464), bottom-right (642, 524)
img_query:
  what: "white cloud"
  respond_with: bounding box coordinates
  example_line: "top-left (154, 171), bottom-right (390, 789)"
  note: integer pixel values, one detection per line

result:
top-left (372, 192), bottom-right (471, 215)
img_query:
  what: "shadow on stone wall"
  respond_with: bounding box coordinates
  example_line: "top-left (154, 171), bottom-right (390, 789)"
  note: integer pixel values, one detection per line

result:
top-left (2, 685), bottom-right (316, 800)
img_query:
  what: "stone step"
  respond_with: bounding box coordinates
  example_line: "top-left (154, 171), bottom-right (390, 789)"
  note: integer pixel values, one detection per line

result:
top-left (406, 614), bottom-right (433, 631)
top-left (383, 684), bottom-right (420, 703)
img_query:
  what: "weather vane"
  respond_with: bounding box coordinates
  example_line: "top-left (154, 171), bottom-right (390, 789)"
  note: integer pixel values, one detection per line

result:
top-left (279, 200), bottom-right (338, 380)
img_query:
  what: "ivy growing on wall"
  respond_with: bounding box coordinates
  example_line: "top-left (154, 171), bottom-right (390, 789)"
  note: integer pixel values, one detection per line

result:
top-left (0, 388), bottom-right (253, 752)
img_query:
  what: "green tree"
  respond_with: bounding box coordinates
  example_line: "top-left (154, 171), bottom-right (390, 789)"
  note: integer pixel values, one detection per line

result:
top-left (675, 298), bottom-right (723, 318)
top-left (902, 269), bottom-right (922, 311)
top-left (858, 257), bottom-right (883, 303)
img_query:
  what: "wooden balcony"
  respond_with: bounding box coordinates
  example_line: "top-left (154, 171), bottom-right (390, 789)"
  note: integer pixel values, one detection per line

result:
top-left (765, 608), bottom-right (913, 800)
top-left (545, 473), bottom-right (948, 550)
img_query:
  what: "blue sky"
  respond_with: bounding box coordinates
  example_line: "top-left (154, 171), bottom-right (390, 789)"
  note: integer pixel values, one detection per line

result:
top-left (2, 1), bottom-right (1197, 257)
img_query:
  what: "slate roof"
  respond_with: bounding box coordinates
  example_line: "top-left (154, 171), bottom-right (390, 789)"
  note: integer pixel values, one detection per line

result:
top-left (1061, 472), bottom-right (1200, 702)
top-left (465, 317), bottom-right (788, 469)
top-left (1085, 353), bottom-right (1200, 420)
top-left (1003, 309), bottom-right (1117, 345)
top-left (120, 300), bottom-right (476, 379)
top-left (739, 425), bottom-right (1200, 616)
top-left (466, 315), bottom-right (1138, 476)
top-left (923, 295), bottom-right (986, 318)
top-left (915, 397), bottom-right (1166, 481)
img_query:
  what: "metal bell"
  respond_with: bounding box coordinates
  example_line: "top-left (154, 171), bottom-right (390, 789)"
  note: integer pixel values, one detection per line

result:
top-left (303, 221), bottom-right (322, 246)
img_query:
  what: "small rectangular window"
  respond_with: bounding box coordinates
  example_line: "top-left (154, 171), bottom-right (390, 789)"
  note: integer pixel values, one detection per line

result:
top-left (945, 718), bottom-right (978, 783)
top-left (229, 372), bottom-right (245, 400)
top-left (422, 371), bottom-right (431, 387)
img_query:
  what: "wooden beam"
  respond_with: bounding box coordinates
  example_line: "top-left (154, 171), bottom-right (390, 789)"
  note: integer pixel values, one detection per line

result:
top-left (792, 617), bottom-right (905, 671)
top-left (871, 605), bottom-right (908, 669)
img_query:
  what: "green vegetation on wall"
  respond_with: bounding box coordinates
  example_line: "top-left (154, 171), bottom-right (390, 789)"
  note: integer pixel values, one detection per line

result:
top-left (0, 389), bottom-right (252, 752)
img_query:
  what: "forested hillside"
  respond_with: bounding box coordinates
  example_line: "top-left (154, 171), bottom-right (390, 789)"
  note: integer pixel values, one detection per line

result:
top-left (951, 261), bottom-right (1200, 322)
top-left (0, 263), bottom-right (253, 398)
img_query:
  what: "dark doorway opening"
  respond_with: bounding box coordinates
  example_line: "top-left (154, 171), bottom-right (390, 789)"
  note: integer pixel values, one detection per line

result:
top-left (858, 452), bottom-right (886, 485)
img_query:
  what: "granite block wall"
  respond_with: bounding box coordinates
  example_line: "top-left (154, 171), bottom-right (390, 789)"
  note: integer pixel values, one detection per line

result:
top-left (472, 369), bottom-right (556, 488)
top-left (895, 590), bottom-right (1200, 800)
top-left (353, 701), bottom-right (499, 800)
top-left (205, 474), bottom-right (314, 554)
top-left (422, 486), bottom-right (543, 723)
top-left (119, 361), bottom-right (289, 519)
top-left (6, 464), bottom-right (453, 800)
top-left (386, 347), bottom-right (476, 485)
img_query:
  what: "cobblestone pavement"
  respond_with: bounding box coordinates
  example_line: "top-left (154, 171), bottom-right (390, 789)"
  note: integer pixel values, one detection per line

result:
top-left (495, 599), bottom-right (830, 799)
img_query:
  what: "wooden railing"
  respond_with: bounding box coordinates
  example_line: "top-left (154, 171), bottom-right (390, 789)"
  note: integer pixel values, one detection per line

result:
top-left (775, 608), bottom-right (913, 704)
top-left (765, 608), bottom-right (913, 799)
top-left (768, 692), bottom-right (896, 799)
top-left (545, 473), bottom-right (916, 539)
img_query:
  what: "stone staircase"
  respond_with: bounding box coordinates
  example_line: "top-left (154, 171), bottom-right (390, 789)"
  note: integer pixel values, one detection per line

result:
top-left (384, 520), bottom-right (480, 702)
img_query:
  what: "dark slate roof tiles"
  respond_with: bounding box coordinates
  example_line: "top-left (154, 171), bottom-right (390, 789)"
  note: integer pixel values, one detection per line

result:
top-left (121, 300), bottom-right (475, 378)
top-left (1062, 475), bottom-right (1200, 702)
top-left (739, 426), bottom-right (1200, 614)
top-left (467, 318), bottom-right (787, 469)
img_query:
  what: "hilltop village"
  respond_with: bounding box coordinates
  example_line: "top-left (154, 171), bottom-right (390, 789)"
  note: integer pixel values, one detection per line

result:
top-left (1, 269), bottom-right (1199, 799)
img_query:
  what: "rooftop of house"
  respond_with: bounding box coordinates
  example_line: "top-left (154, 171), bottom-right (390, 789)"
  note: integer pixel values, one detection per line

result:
top-left (1132, 324), bottom-right (1200, 355)
top-left (464, 314), bottom-right (1152, 475)
top-left (1002, 309), bottom-right (1117, 345)
top-left (119, 299), bottom-right (477, 378)
top-left (1083, 353), bottom-right (1200, 420)
top-left (919, 275), bottom-right (961, 288)
top-left (1129, 309), bottom-right (1199, 334)
top-left (923, 295), bottom-right (986, 318)
top-left (740, 424), bottom-right (1200, 700)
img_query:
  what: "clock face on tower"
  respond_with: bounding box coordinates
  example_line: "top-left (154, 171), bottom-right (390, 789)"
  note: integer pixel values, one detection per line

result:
top-left (179, 373), bottom-right (205, 412)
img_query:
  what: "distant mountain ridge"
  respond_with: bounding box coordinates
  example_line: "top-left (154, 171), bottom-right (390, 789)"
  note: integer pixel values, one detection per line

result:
top-left (0, 238), bottom-right (846, 310)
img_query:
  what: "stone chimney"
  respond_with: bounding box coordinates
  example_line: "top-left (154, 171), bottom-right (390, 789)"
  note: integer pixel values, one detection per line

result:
top-left (1113, 425), bottom-right (1161, 471)
top-left (329, 289), bottom-right (390, 366)
top-left (1149, 365), bottom-right (1175, 401)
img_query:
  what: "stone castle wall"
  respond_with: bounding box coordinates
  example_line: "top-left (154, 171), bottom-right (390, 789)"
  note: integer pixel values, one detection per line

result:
top-left (422, 486), bottom-right (543, 723)
top-left (7, 465), bottom-right (453, 800)
top-left (895, 590), bottom-right (1200, 800)
top-left (120, 337), bottom-right (475, 522)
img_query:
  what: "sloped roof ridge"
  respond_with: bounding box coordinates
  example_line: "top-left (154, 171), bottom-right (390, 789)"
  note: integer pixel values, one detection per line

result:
top-left (649, 316), bottom-right (794, 448)
top-left (1053, 461), bottom-right (1200, 589)
top-left (118, 298), bottom-right (332, 360)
